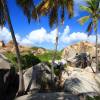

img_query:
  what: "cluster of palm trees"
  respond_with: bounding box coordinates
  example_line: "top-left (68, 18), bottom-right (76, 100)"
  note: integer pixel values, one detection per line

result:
top-left (0, 0), bottom-right (100, 95)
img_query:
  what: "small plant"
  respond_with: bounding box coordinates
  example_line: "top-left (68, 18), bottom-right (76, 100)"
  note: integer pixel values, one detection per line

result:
top-left (86, 96), bottom-right (100, 100)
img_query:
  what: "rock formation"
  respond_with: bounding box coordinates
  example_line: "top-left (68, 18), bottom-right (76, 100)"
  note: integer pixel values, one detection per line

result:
top-left (0, 40), bottom-right (46, 55)
top-left (32, 48), bottom-right (46, 56)
top-left (0, 53), bottom-right (19, 100)
top-left (62, 41), bottom-right (96, 60)
top-left (62, 41), bottom-right (100, 67)
top-left (24, 62), bottom-right (51, 92)
top-left (59, 67), bottom-right (100, 95)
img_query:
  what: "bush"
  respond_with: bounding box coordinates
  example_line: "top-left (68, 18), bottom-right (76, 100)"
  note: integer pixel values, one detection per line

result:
top-left (86, 96), bottom-right (100, 100)
top-left (5, 52), bottom-right (41, 70)
top-left (37, 50), bottom-right (62, 62)
top-left (21, 53), bottom-right (41, 69)
top-left (5, 52), bottom-right (17, 67)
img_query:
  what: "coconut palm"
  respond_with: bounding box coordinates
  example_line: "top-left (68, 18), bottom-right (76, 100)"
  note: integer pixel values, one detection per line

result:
top-left (0, 0), bottom-right (25, 95)
top-left (36, 0), bottom-right (74, 27)
top-left (78, 0), bottom-right (100, 72)
top-left (16, 0), bottom-right (74, 87)
top-left (16, 0), bottom-right (38, 23)
top-left (35, 0), bottom-right (74, 81)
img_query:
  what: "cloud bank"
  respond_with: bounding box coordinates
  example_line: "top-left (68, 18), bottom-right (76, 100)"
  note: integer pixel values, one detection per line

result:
top-left (0, 27), bottom-right (11, 43)
top-left (0, 26), bottom-right (99, 49)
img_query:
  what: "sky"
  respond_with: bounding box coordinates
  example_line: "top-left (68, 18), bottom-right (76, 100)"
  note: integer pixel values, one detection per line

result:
top-left (0, 0), bottom-right (100, 50)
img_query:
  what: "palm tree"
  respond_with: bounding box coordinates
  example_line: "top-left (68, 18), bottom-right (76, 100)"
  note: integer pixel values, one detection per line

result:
top-left (0, 0), bottom-right (39, 95)
top-left (36, 0), bottom-right (74, 82)
top-left (78, 0), bottom-right (100, 72)
top-left (16, 0), bottom-right (74, 87)
top-left (0, 0), bottom-right (25, 95)
top-left (16, 0), bottom-right (38, 23)
top-left (16, 0), bottom-right (40, 93)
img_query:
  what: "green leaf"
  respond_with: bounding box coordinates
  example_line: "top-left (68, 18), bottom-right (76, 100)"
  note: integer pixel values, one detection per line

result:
top-left (16, 0), bottom-right (35, 23)
top-left (80, 5), bottom-right (93, 14)
top-left (78, 16), bottom-right (90, 25)
top-left (66, 0), bottom-right (74, 18)
top-left (61, 6), bottom-right (64, 24)
top-left (0, 1), bottom-right (6, 27)
top-left (86, 21), bottom-right (93, 36)
top-left (49, 7), bottom-right (58, 28)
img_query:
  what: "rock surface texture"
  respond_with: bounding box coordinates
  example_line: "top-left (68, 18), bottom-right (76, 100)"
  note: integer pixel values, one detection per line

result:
top-left (15, 92), bottom-right (79, 100)
top-left (24, 62), bottom-right (51, 91)
top-left (62, 41), bottom-right (100, 60)
top-left (63, 67), bottom-right (100, 95)
top-left (0, 53), bottom-right (19, 100)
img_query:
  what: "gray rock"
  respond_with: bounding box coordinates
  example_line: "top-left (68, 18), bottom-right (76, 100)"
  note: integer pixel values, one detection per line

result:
top-left (24, 62), bottom-right (52, 91)
top-left (0, 53), bottom-right (19, 100)
top-left (15, 92), bottom-right (79, 100)
top-left (0, 53), bottom-right (11, 69)
top-left (64, 68), bottom-right (100, 95)
top-left (84, 66), bottom-right (96, 73)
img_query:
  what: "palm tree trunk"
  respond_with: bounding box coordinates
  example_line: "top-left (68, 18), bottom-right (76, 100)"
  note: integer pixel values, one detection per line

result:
top-left (96, 28), bottom-right (98, 72)
top-left (51, 27), bottom-right (58, 82)
top-left (1, 0), bottom-right (24, 94)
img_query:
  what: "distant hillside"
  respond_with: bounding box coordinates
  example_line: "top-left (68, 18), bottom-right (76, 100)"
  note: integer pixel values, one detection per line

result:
top-left (0, 40), bottom-right (46, 55)
top-left (62, 41), bottom-right (100, 60)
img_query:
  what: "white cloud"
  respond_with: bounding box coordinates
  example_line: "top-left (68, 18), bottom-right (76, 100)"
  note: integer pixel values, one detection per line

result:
top-left (60, 26), bottom-right (100, 45)
top-left (20, 38), bottom-right (33, 46)
top-left (0, 26), bottom-right (100, 49)
top-left (15, 34), bottom-right (21, 42)
top-left (0, 27), bottom-right (11, 43)
top-left (18, 27), bottom-right (58, 46)
top-left (0, 27), bottom-right (58, 47)
top-left (26, 27), bottom-right (47, 43)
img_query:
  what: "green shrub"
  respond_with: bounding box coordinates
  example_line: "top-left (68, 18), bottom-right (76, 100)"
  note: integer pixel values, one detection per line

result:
top-left (5, 52), bottom-right (41, 70)
top-left (5, 50), bottom-right (62, 71)
top-left (21, 53), bottom-right (41, 69)
top-left (37, 50), bottom-right (62, 62)
top-left (86, 96), bottom-right (100, 100)
top-left (5, 52), bottom-right (17, 67)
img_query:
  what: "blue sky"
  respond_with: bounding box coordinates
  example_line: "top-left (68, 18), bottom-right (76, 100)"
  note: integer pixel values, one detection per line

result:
top-left (0, 0), bottom-right (100, 50)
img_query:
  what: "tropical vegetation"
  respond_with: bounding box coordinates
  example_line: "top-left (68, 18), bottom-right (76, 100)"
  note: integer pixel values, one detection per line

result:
top-left (78, 0), bottom-right (100, 72)
top-left (0, 0), bottom-right (100, 99)
top-left (35, 0), bottom-right (74, 81)
top-left (5, 52), bottom-right (41, 70)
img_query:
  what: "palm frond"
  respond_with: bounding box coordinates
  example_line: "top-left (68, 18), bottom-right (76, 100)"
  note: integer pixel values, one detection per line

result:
top-left (32, 9), bottom-right (38, 20)
top-left (16, 0), bottom-right (35, 23)
top-left (66, 0), bottom-right (74, 18)
top-left (37, 0), bottom-right (50, 16)
top-left (49, 7), bottom-right (58, 28)
top-left (86, 0), bottom-right (94, 10)
top-left (86, 21), bottom-right (93, 36)
top-left (0, 1), bottom-right (5, 27)
top-left (61, 6), bottom-right (64, 24)
top-left (80, 5), bottom-right (93, 14)
top-left (78, 16), bottom-right (90, 25)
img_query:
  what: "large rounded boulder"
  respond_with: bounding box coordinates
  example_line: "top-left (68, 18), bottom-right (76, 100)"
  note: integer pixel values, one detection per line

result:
top-left (24, 62), bottom-right (52, 92)
top-left (63, 67), bottom-right (100, 95)
top-left (0, 53), bottom-right (19, 100)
